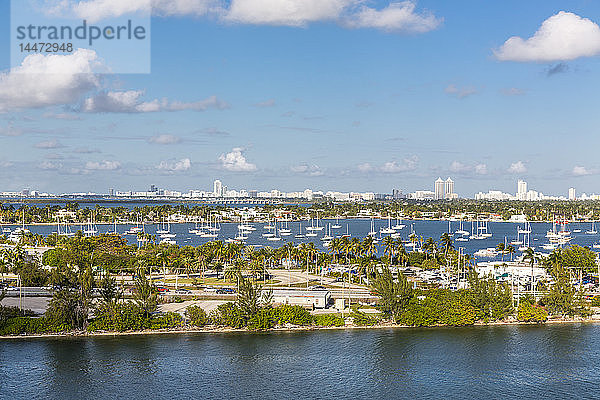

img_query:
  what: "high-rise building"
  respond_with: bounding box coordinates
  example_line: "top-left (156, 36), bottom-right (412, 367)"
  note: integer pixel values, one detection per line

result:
top-left (149, 184), bottom-right (158, 193)
top-left (569, 187), bottom-right (576, 201)
top-left (434, 178), bottom-right (445, 200)
top-left (517, 180), bottom-right (527, 200)
top-left (444, 178), bottom-right (454, 199)
top-left (213, 179), bottom-right (223, 197)
top-left (108, 188), bottom-right (114, 196)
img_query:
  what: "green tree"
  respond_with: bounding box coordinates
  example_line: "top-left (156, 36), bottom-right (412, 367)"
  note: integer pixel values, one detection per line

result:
top-left (371, 266), bottom-right (413, 321)
top-left (133, 269), bottom-right (158, 317)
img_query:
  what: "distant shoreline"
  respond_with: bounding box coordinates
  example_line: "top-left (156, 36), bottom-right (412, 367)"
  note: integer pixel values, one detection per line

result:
top-left (2, 318), bottom-right (599, 340)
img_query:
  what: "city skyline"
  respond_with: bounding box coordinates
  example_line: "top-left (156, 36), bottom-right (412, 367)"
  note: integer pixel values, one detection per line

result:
top-left (1, 1), bottom-right (600, 195)
top-left (4, 177), bottom-right (592, 202)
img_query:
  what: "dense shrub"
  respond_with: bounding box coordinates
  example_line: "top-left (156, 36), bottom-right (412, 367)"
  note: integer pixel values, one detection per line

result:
top-left (88, 302), bottom-right (148, 332)
top-left (149, 312), bottom-right (183, 330)
top-left (210, 303), bottom-right (245, 328)
top-left (275, 305), bottom-right (313, 326)
top-left (247, 307), bottom-right (277, 331)
top-left (517, 302), bottom-right (548, 323)
top-left (313, 314), bottom-right (345, 327)
top-left (0, 317), bottom-right (71, 336)
top-left (185, 306), bottom-right (208, 327)
top-left (351, 311), bottom-right (379, 326)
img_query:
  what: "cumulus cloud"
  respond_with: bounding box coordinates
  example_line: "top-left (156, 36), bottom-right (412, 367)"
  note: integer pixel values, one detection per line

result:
top-left (148, 134), bottom-right (181, 145)
top-left (0, 49), bottom-right (100, 112)
top-left (157, 158), bottom-right (192, 171)
top-left (85, 160), bottom-right (121, 170)
top-left (573, 165), bottom-right (594, 176)
top-left (344, 1), bottom-right (441, 33)
top-left (47, 0), bottom-right (440, 34)
top-left (445, 84), bottom-right (477, 99)
top-left (474, 164), bottom-right (488, 175)
top-left (357, 163), bottom-right (373, 172)
top-left (218, 148), bottom-right (257, 172)
top-left (224, 0), bottom-right (349, 26)
top-left (380, 156), bottom-right (418, 173)
top-left (82, 91), bottom-right (229, 113)
top-left (35, 139), bottom-right (64, 149)
top-left (46, 0), bottom-right (218, 22)
top-left (508, 161), bottom-right (527, 174)
top-left (38, 161), bottom-right (62, 170)
top-left (494, 11), bottom-right (600, 62)
top-left (291, 164), bottom-right (323, 176)
top-left (449, 161), bottom-right (488, 175)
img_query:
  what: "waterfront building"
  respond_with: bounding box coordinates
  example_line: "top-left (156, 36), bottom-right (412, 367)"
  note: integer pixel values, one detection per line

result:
top-left (213, 180), bottom-right (223, 197)
top-left (434, 178), bottom-right (445, 200)
top-left (517, 180), bottom-right (527, 200)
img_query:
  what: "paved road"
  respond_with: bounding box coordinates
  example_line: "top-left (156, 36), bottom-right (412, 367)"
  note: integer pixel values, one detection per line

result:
top-left (0, 297), bottom-right (49, 314)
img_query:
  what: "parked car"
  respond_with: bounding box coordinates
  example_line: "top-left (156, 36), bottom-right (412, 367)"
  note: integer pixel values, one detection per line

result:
top-left (309, 285), bottom-right (327, 291)
top-left (216, 288), bottom-right (236, 294)
top-left (174, 289), bottom-right (191, 294)
top-left (157, 286), bottom-right (169, 293)
top-left (203, 287), bottom-right (217, 293)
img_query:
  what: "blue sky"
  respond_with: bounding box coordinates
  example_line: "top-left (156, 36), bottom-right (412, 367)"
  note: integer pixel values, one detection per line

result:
top-left (1, 0), bottom-right (600, 197)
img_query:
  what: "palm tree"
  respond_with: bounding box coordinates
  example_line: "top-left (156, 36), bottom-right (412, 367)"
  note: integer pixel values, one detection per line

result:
top-left (523, 247), bottom-right (536, 295)
top-left (382, 236), bottom-right (396, 266)
top-left (496, 242), bottom-right (505, 262)
top-left (506, 245), bottom-right (515, 261)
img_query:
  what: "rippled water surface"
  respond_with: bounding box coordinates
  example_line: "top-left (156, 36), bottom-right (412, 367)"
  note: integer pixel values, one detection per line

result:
top-left (2, 325), bottom-right (600, 399)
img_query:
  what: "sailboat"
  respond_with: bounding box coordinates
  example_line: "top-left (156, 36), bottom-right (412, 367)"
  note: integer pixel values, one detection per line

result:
top-left (322, 224), bottom-right (333, 241)
top-left (586, 221), bottom-right (598, 235)
top-left (392, 217), bottom-right (405, 230)
top-left (341, 224), bottom-right (351, 238)
top-left (380, 216), bottom-right (395, 234)
top-left (455, 220), bottom-right (469, 236)
top-left (266, 221), bottom-right (281, 241)
top-left (279, 218), bottom-right (292, 235)
top-left (332, 217), bottom-right (342, 229)
top-left (368, 218), bottom-right (377, 236)
top-left (295, 222), bottom-right (306, 239)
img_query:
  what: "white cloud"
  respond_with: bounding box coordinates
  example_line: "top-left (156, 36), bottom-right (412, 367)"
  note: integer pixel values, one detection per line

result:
top-left (508, 161), bottom-right (527, 174)
top-left (157, 158), bottom-right (192, 171)
top-left (218, 148), bottom-right (257, 172)
top-left (345, 1), bottom-right (441, 33)
top-left (47, 0), bottom-right (218, 22)
top-left (573, 165), bottom-right (593, 176)
top-left (445, 84), bottom-right (477, 99)
top-left (449, 161), bottom-right (469, 173)
top-left (38, 161), bottom-right (62, 170)
top-left (35, 139), bottom-right (64, 149)
top-left (225, 0), bottom-right (349, 26)
top-left (494, 11), bottom-right (600, 62)
top-left (357, 163), bottom-right (373, 172)
top-left (474, 164), bottom-right (488, 175)
top-left (0, 49), bottom-right (100, 112)
top-left (380, 156), bottom-right (418, 173)
top-left (449, 161), bottom-right (488, 175)
top-left (148, 134), bottom-right (181, 145)
top-left (85, 160), bottom-right (121, 170)
top-left (291, 164), bottom-right (323, 176)
top-left (82, 91), bottom-right (229, 113)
